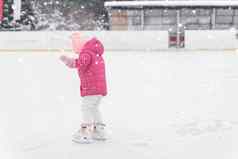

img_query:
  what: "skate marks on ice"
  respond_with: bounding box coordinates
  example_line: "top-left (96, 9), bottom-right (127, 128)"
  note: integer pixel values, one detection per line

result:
top-left (21, 136), bottom-right (62, 152)
top-left (70, 133), bottom-right (155, 159)
top-left (102, 129), bottom-right (158, 159)
top-left (21, 134), bottom-right (96, 152)
top-left (105, 127), bottom-right (160, 159)
top-left (129, 139), bottom-right (152, 148)
top-left (22, 142), bottom-right (53, 152)
top-left (126, 133), bottom-right (153, 148)
top-left (74, 127), bottom-right (153, 149)
top-left (111, 128), bottom-right (153, 148)
top-left (20, 134), bottom-right (154, 159)
top-left (172, 119), bottom-right (238, 136)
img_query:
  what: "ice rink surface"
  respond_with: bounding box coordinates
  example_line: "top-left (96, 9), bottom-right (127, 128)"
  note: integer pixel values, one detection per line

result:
top-left (0, 51), bottom-right (238, 159)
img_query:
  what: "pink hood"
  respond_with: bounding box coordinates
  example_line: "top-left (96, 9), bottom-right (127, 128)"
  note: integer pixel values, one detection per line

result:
top-left (80, 37), bottom-right (104, 56)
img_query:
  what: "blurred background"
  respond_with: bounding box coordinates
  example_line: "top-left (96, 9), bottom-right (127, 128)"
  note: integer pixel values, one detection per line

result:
top-left (0, 0), bottom-right (109, 31)
top-left (2, 0), bottom-right (238, 48)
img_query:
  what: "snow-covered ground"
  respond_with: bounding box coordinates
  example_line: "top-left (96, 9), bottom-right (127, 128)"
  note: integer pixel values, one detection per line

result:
top-left (0, 51), bottom-right (238, 159)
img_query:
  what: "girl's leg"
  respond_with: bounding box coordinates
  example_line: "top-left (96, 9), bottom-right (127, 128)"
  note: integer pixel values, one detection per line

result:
top-left (89, 95), bottom-right (107, 140)
top-left (81, 96), bottom-right (94, 124)
top-left (75, 95), bottom-right (106, 142)
top-left (73, 96), bottom-right (100, 143)
top-left (91, 95), bottom-right (103, 124)
top-left (81, 95), bottom-right (103, 124)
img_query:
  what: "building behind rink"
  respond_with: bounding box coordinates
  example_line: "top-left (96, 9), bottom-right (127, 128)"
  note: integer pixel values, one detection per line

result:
top-left (105, 1), bottom-right (238, 48)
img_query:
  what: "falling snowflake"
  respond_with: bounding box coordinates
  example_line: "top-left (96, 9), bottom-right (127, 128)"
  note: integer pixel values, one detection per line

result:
top-left (192, 10), bottom-right (196, 14)
top-left (17, 58), bottom-right (24, 63)
top-left (178, 23), bottom-right (183, 27)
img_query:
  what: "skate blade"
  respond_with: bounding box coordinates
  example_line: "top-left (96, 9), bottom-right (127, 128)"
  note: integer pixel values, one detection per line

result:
top-left (92, 137), bottom-right (107, 141)
top-left (72, 138), bottom-right (93, 144)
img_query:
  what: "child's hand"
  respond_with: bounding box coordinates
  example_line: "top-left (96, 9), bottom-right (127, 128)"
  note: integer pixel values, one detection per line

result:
top-left (60, 55), bottom-right (76, 68)
top-left (60, 55), bottom-right (68, 63)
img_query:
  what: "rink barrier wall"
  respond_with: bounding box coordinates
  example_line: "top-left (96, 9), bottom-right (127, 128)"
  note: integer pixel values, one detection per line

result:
top-left (1, 30), bottom-right (238, 52)
top-left (184, 30), bottom-right (238, 51)
top-left (0, 31), bottom-right (169, 52)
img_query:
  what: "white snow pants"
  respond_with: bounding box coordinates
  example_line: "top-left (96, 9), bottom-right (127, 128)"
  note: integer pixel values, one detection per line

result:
top-left (81, 95), bottom-right (103, 125)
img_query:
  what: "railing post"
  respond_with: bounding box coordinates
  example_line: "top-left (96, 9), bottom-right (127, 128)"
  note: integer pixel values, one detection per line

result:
top-left (212, 8), bottom-right (216, 29)
top-left (176, 9), bottom-right (181, 48)
top-left (141, 7), bottom-right (145, 30)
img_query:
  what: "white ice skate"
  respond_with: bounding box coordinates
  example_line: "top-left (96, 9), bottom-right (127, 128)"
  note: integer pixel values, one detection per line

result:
top-left (91, 123), bottom-right (107, 141)
top-left (72, 125), bottom-right (93, 144)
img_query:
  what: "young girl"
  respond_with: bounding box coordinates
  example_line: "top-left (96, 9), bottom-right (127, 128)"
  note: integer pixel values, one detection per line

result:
top-left (60, 33), bottom-right (107, 143)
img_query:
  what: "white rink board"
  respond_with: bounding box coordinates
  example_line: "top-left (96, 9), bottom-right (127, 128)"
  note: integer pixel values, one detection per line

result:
top-left (0, 31), bottom-right (169, 51)
top-left (185, 30), bottom-right (238, 50)
top-left (2, 30), bottom-right (238, 51)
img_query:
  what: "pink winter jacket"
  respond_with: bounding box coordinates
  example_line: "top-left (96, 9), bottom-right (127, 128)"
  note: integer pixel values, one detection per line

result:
top-left (0, 0), bottom-right (3, 21)
top-left (65, 38), bottom-right (107, 97)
